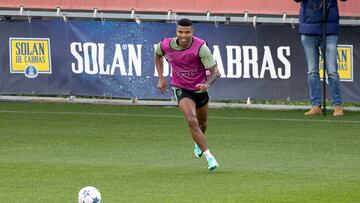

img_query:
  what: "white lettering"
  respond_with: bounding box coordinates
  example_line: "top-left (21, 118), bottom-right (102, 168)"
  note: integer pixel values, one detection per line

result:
top-left (260, 46), bottom-right (277, 79)
top-left (69, 42), bottom-right (291, 80)
top-left (111, 44), bottom-right (127, 76)
top-left (243, 46), bottom-right (259, 78)
top-left (128, 44), bottom-right (142, 76)
top-left (70, 42), bottom-right (83, 74)
top-left (277, 46), bottom-right (291, 79)
top-left (226, 46), bottom-right (242, 78)
top-left (83, 43), bottom-right (98, 75)
top-left (98, 43), bottom-right (110, 75)
top-left (70, 42), bottom-right (142, 76)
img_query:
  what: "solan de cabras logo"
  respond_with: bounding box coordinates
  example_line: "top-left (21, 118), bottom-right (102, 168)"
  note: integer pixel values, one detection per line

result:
top-left (320, 45), bottom-right (353, 82)
top-left (9, 38), bottom-right (52, 78)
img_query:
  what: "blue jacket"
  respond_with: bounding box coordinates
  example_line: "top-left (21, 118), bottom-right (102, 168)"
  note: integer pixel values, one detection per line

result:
top-left (295, 0), bottom-right (345, 35)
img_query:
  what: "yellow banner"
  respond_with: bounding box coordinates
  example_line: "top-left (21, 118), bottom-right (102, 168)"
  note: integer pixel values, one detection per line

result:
top-left (319, 45), bottom-right (353, 82)
top-left (9, 38), bottom-right (52, 78)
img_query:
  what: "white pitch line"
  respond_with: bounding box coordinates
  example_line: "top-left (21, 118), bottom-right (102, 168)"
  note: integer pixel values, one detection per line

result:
top-left (0, 110), bottom-right (359, 124)
top-left (211, 116), bottom-right (360, 124)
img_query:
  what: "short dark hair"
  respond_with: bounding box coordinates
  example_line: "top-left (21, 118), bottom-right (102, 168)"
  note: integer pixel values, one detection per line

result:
top-left (177, 18), bottom-right (192, 26)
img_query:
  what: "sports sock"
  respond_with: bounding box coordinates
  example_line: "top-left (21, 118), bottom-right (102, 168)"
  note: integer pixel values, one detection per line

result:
top-left (203, 149), bottom-right (214, 160)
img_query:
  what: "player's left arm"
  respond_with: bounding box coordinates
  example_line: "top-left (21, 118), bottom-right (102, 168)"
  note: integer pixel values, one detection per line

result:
top-left (196, 43), bottom-right (220, 92)
top-left (205, 65), bottom-right (220, 86)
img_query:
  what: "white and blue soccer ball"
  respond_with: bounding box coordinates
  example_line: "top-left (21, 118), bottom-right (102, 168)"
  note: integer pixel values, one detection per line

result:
top-left (78, 186), bottom-right (101, 203)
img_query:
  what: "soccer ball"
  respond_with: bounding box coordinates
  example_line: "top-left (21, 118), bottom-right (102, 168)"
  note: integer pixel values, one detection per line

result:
top-left (78, 186), bottom-right (101, 203)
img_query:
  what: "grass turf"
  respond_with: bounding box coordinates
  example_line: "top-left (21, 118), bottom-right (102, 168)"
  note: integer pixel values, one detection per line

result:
top-left (0, 102), bottom-right (359, 202)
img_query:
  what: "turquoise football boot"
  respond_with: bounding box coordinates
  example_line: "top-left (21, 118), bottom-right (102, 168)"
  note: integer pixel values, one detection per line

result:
top-left (207, 156), bottom-right (219, 171)
top-left (194, 143), bottom-right (202, 158)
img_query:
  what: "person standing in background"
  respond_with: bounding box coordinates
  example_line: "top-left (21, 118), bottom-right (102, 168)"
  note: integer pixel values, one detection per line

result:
top-left (294, 0), bottom-right (346, 116)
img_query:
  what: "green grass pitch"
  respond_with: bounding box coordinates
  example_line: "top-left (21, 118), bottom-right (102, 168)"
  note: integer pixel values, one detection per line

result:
top-left (0, 102), bottom-right (359, 202)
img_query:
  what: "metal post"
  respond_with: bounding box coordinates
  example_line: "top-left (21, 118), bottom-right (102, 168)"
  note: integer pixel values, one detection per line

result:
top-left (322, 0), bottom-right (327, 116)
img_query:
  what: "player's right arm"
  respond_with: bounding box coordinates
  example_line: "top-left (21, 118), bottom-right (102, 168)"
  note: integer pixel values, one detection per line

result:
top-left (154, 42), bottom-right (167, 94)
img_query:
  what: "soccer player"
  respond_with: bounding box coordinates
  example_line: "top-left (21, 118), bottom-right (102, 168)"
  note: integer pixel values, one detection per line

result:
top-left (154, 18), bottom-right (220, 171)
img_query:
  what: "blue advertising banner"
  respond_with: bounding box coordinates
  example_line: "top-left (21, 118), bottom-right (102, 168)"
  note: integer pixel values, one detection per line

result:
top-left (0, 19), bottom-right (359, 102)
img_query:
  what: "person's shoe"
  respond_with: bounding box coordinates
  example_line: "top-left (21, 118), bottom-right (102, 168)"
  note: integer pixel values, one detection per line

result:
top-left (207, 157), bottom-right (219, 171)
top-left (304, 106), bottom-right (322, 116)
top-left (194, 143), bottom-right (202, 158)
top-left (333, 106), bottom-right (344, 116)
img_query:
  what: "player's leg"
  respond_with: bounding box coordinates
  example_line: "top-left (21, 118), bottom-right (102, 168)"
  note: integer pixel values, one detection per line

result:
top-left (173, 88), bottom-right (207, 153)
top-left (179, 98), bottom-right (218, 170)
top-left (178, 98), bottom-right (208, 153)
top-left (194, 92), bottom-right (218, 170)
top-left (196, 102), bottom-right (219, 170)
top-left (174, 88), bottom-right (218, 170)
top-left (196, 103), bottom-right (208, 134)
top-left (193, 102), bottom-right (208, 158)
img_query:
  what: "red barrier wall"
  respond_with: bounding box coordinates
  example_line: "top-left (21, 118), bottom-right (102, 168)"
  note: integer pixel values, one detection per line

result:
top-left (0, 0), bottom-right (358, 17)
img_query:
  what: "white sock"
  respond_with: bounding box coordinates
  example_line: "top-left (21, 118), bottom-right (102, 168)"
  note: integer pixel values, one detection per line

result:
top-left (203, 149), bottom-right (214, 160)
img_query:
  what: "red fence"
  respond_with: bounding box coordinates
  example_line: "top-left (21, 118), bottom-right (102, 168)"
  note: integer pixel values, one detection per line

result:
top-left (0, 0), bottom-right (358, 16)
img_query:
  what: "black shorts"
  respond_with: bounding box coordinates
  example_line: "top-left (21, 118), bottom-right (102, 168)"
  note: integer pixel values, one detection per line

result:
top-left (172, 88), bottom-right (209, 109)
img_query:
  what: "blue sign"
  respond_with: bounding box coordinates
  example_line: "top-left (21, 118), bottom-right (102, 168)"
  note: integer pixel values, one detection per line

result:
top-left (0, 19), bottom-right (359, 102)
